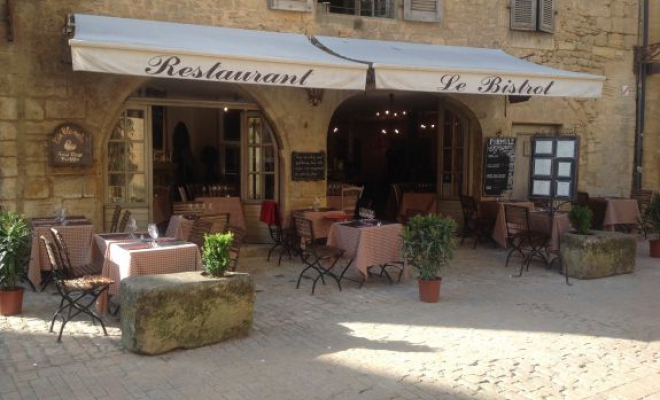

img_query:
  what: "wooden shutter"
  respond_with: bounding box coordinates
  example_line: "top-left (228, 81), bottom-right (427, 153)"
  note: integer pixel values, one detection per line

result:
top-left (538, 0), bottom-right (554, 33)
top-left (268, 0), bottom-right (312, 12)
top-left (510, 0), bottom-right (536, 31)
top-left (403, 0), bottom-right (442, 23)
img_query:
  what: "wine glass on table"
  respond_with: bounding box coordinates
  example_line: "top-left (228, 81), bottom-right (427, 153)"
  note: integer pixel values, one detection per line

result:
top-left (128, 218), bottom-right (138, 239)
top-left (147, 223), bottom-right (159, 246)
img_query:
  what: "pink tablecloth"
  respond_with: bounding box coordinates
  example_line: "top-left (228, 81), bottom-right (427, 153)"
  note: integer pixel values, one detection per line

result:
top-left (398, 193), bottom-right (436, 222)
top-left (292, 209), bottom-right (348, 239)
top-left (102, 239), bottom-right (201, 296)
top-left (196, 197), bottom-right (246, 230)
top-left (327, 222), bottom-right (404, 279)
top-left (326, 196), bottom-right (342, 210)
top-left (28, 220), bottom-right (94, 286)
top-left (487, 201), bottom-right (536, 248)
top-left (591, 198), bottom-right (641, 229)
top-left (528, 211), bottom-right (571, 253)
top-left (165, 215), bottom-right (194, 240)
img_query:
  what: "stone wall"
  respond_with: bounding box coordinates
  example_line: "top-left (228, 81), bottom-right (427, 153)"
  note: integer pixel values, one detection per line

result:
top-left (644, 0), bottom-right (660, 190)
top-left (0, 0), bottom-right (639, 225)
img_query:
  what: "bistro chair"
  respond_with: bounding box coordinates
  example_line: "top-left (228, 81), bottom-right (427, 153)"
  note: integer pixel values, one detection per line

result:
top-left (260, 200), bottom-right (296, 266)
top-left (586, 200), bottom-right (608, 230)
top-left (200, 213), bottom-right (230, 234)
top-left (117, 209), bottom-right (132, 233)
top-left (503, 204), bottom-right (550, 277)
top-left (293, 217), bottom-right (345, 295)
top-left (109, 204), bottom-right (122, 233)
top-left (187, 218), bottom-right (215, 250)
top-left (178, 186), bottom-right (189, 202)
top-left (47, 228), bottom-right (102, 288)
top-left (227, 225), bottom-right (246, 272)
top-left (341, 186), bottom-right (364, 214)
top-left (40, 236), bottom-right (113, 342)
top-left (458, 195), bottom-right (495, 249)
top-left (632, 189), bottom-right (654, 237)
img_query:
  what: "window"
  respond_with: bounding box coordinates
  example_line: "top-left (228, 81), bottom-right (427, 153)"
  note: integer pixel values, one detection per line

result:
top-left (328, 0), bottom-right (394, 18)
top-left (107, 108), bottom-right (148, 205)
top-left (245, 113), bottom-right (277, 202)
top-left (510, 0), bottom-right (554, 33)
top-left (403, 0), bottom-right (442, 22)
top-left (268, 0), bottom-right (312, 12)
top-left (439, 110), bottom-right (467, 197)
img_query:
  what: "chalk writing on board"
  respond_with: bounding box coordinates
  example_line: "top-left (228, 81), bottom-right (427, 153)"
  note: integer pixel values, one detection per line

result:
top-left (292, 152), bottom-right (325, 181)
top-left (483, 137), bottom-right (516, 196)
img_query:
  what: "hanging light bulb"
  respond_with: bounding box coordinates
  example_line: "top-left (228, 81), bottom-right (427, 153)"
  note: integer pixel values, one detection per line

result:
top-left (381, 129), bottom-right (387, 135)
top-left (333, 127), bottom-right (339, 133)
top-left (223, 107), bottom-right (229, 112)
top-left (394, 129), bottom-right (400, 134)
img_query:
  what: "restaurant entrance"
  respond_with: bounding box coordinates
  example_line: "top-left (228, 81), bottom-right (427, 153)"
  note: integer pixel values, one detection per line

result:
top-left (103, 82), bottom-right (280, 242)
top-left (327, 92), bottom-right (479, 222)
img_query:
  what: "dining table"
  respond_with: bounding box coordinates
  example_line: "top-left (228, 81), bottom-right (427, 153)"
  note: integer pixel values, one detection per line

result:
top-left (165, 215), bottom-right (195, 241)
top-left (195, 196), bottom-right (246, 230)
top-left (482, 201), bottom-right (536, 248)
top-left (398, 193), bottom-right (437, 222)
top-left (28, 216), bottom-right (94, 286)
top-left (326, 220), bottom-right (406, 282)
top-left (97, 236), bottom-right (201, 313)
top-left (292, 209), bottom-right (349, 239)
top-left (588, 197), bottom-right (641, 230)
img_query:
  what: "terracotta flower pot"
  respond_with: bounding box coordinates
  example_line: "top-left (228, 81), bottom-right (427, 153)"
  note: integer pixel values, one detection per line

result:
top-left (418, 277), bottom-right (441, 303)
top-left (0, 287), bottom-right (24, 316)
top-left (650, 239), bottom-right (660, 258)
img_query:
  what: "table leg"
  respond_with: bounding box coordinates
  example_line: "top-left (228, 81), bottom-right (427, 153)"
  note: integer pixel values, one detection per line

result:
top-left (96, 291), bottom-right (108, 315)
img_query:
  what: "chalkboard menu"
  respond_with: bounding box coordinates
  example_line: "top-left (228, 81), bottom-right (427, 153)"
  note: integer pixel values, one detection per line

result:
top-left (528, 136), bottom-right (579, 200)
top-left (483, 137), bottom-right (516, 196)
top-left (50, 123), bottom-right (93, 167)
top-left (292, 152), bottom-right (325, 181)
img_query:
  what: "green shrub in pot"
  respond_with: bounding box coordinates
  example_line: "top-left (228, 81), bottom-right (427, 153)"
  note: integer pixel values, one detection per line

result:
top-left (401, 213), bottom-right (457, 281)
top-left (568, 205), bottom-right (593, 235)
top-left (0, 211), bottom-right (32, 290)
top-left (202, 231), bottom-right (234, 277)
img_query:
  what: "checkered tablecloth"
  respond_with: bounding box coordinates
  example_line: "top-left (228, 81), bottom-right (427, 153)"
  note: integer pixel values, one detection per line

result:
top-left (528, 211), bottom-right (571, 253)
top-left (28, 220), bottom-right (94, 286)
top-left (327, 222), bottom-right (404, 279)
top-left (398, 193), bottom-right (437, 222)
top-left (487, 202), bottom-right (535, 248)
top-left (292, 209), bottom-right (348, 239)
top-left (165, 215), bottom-right (193, 240)
top-left (102, 239), bottom-right (201, 296)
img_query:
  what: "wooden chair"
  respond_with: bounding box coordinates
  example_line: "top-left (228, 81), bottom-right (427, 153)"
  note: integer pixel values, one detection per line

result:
top-left (49, 228), bottom-right (102, 277)
top-left (109, 205), bottom-right (122, 233)
top-left (341, 186), bottom-right (363, 214)
top-left (503, 204), bottom-right (550, 277)
top-left (227, 226), bottom-right (246, 272)
top-left (172, 201), bottom-right (205, 218)
top-left (187, 218), bottom-right (215, 250)
top-left (41, 236), bottom-right (113, 342)
top-left (261, 201), bottom-right (296, 266)
top-left (459, 195), bottom-right (495, 249)
top-left (200, 213), bottom-right (230, 234)
top-left (293, 217), bottom-right (345, 295)
top-left (117, 209), bottom-right (131, 233)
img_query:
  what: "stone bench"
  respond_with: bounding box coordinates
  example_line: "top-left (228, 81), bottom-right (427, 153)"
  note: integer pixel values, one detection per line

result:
top-left (121, 271), bottom-right (255, 355)
top-left (560, 231), bottom-right (636, 279)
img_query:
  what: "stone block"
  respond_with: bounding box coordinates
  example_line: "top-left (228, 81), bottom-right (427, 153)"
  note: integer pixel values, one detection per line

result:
top-left (24, 177), bottom-right (50, 199)
top-left (0, 178), bottom-right (16, 200)
top-left (0, 122), bottom-right (17, 140)
top-left (0, 97), bottom-right (18, 120)
top-left (24, 99), bottom-right (44, 120)
top-left (560, 231), bottom-right (636, 279)
top-left (121, 271), bottom-right (255, 355)
top-left (45, 100), bottom-right (86, 119)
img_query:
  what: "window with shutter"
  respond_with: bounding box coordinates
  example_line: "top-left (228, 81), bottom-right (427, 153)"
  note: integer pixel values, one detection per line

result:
top-left (510, 0), bottom-right (537, 31)
top-left (538, 0), bottom-right (554, 33)
top-left (268, 0), bottom-right (312, 12)
top-left (403, 0), bottom-right (442, 23)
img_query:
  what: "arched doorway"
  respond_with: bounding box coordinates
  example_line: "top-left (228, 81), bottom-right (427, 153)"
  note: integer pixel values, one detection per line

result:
top-left (103, 79), bottom-right (280, 243)
top-left (326, 92), bottom-right (479, 221)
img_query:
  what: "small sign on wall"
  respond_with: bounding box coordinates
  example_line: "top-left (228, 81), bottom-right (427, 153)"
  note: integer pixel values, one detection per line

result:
top-left (50, 123), bottom-right (93, 167)
top-left (292, 151), bottom-right (325, 181)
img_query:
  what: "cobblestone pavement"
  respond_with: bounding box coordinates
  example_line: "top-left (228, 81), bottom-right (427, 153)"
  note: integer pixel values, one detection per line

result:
top-left (2, 238), bottom-right (660, 400)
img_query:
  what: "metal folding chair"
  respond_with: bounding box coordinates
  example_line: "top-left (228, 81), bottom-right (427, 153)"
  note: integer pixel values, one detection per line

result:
top-left (293, 217), bottom-right (345, 295)
top-left (503, 204), bottom-right (550, 277)
top-left (459, 195), bottom-right (495, 249)
top-left (41, 236), bottom-right (113, 342)
top-left (227, 225), bottom-right (246, 272)
top-left (117, 209), bottom-right (131, 233)
top-left (109, 204), bottom-right (122, 233)
top-left (187, 218), bottom-right (215, 250)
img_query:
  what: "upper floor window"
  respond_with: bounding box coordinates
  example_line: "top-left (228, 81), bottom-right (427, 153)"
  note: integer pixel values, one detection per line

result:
top-left (511, 0), bottom-right (554, 33)
top-left (328, 0), bottom-right (394, 18)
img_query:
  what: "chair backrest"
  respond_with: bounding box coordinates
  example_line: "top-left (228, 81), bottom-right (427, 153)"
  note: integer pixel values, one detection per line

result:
top-left (227, 225), bottom-right (246, 271)
top-left (178, 186), bottom-right (188, 202)
top-left (341, 186), bottom-right (363, 213)
top-left (575, 191), bottom-right (590, 205)
top-left (201, 213), bottom-right (230, 234)
top-left (45, 231), bottom-right (74, 279)
top-left (109, 205), bottom-right (122, 233)
top-left (459, 195), bottom-right (478, 223)
top-left (588, 200), bottom-right (608, 230)
top-left (293, 217), bottom-right (316, 247)
top-left (632, 189), bottom-right (654, 214)
top-left (118, 209), bottom-right (131, 232)
top-left (187, 218), bottom-right (215, 249)
top-left (503, 204), bottom-right (531, 237)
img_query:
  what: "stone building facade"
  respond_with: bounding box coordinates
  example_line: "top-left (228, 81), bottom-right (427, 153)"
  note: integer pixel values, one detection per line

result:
top-left (0, 0), bottom-right (639, 239)
top-left (642, 0), bottom-right (660, 190)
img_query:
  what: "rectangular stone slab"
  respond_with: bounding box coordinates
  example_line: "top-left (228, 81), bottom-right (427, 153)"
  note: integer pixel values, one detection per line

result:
top-left (121, 271), bottom-right (255, 355)
top-left (560, 231), bottom-right (636, 279)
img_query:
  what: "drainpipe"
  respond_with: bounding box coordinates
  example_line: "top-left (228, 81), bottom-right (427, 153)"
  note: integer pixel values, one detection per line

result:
top-left (634, 0), bottom-right (649, 190)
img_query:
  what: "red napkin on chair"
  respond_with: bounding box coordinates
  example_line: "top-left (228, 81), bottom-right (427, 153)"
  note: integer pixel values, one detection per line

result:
top-left (259, 201), bottom-right (279, 225)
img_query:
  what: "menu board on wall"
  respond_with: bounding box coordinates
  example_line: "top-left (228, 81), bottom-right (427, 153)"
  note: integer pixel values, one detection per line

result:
top-left (292, 152), bottom-right (326, 181)
top-left (528, 136), bottom-right (579, 200)
top-left (483, 137), bottom-right (516, 196)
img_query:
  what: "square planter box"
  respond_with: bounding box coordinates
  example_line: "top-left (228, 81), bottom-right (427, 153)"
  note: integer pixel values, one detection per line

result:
top-left (560, 230), bottom-right (636, 279)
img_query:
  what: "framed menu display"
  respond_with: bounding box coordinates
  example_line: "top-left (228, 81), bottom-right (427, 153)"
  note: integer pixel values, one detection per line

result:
top-left (528, 136), bottom-right (579, 201)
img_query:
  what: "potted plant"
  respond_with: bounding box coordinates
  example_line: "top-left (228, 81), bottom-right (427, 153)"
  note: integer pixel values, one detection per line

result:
top-left (644, 193), bottom-right (660, 258)
top-left (568, 205), bottom-right (593, 235)
top-left (0, 211), bottom-right (32, 316)
top-left (202, 231), bottom-right (234, 277)
top-left (401, 213), bottom-right (457, 303)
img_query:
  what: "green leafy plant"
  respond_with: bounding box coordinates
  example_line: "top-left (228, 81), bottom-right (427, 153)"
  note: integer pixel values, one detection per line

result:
top-left (202, 231), bottom-right (234, 277)
top-left (644, 193), bottom-right (660, 238)
top-left (569, 205), bottom-right (593, 235)
top-left (401, 213), bottom-right (457, 281)
top-left (0, 211), bottom-right (32, 290)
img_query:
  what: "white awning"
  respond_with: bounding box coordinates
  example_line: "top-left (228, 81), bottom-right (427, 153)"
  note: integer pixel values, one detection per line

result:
top-left (314, 36), bottom-right (605, 98)
top-left (68, 14), bottom-right (368, 90)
